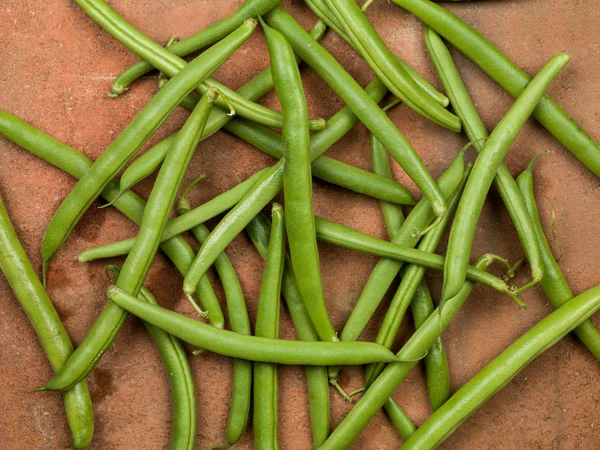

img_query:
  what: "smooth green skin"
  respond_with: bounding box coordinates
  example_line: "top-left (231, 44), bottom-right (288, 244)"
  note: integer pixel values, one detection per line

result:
top-left (79, 169), bottom-right (267, 262)
top-left (394, 0), bottom-right (600, 179)
top-left (254, 205), bottom-right (285, 450)
top-left (403, 283), bottom-right (600, 449)
top-left (224, 117), bottom-right (415, 205)
top-left (246, 212), bottom-right (330, 447)
top-left (319, 256), bottom-right (494, 450)
top-left (0, 196), bottom-right (94, 449)
top-left (42, 91), bottom-right (218, 392)
top-left (40, 20), bottom-right (255, 271)
top-left (113, 0), bottom-right (282, 93)
top-left (443, 53), bottom-right (569, 300)
top-left (107, 286), bottom-right (399, 365)
top-left (182, 75), bottom-right (389, 302)
top-left (106, 266), bottom-right (196, 450)
top-left (339, 150), bottom-right (465, 347)
top-left (77, 0), bottom-right (322, 131)
top-left (364, 165), bottom-right (470, 391)
top-left (517, 161), bottom-right (600, 360)
top-left (314, 217), bottom-right (510, 293)
top-left (265, 6), bottom-right (447, 218)
top-left (322, 0), bottom-right (460, 132)
top-left (262, 20), bottom-right (335, 343)
top-left (425, 27), bottom-right (544, 299)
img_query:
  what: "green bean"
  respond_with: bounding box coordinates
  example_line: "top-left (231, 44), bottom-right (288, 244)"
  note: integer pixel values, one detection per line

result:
top-left (320, 256), bottom-right (494, 450)
top-left (253, 205), bottom-right (285, 450)
top-left (364, 164), bottom-right (469, 393)
top-left (41, 88), bottom-right (219, 392)
top-left (0, 194), bottom-right (94, 449)
top-left (403, 283), bottom-right (600, 449)
top-left (322, 0), bottom-right (460, 131)
top-left (517, 157), bottom-right (600, 360)
top-left (394, 0), bottom-right (600, 179)
top-left (443, 53), bottom-right (569, 301)
top-left (112, 0), bottom-right (283, 94)
top-left (105, 286), bottom-right (397, 365)
top-left (177, 189), bottom-right (252, 448)
top-left (425, 27), bottom-right (544, 305)
top-left (246, 212), bottom-right (330, 447)
top-left (181, 76), bottom-right (390, 308)
top-left (223, 117), bottom-right (415, 205)
top-left (77, 0), bottom-right (323, 131)
top-left (40, 19), bottom-right (256, 278)
top-left (105, 266), bottom-right (196, 450)
top-left (265, 6), bottom-right (447, 217)
top-left (262, 18), bottom-right (335, 343)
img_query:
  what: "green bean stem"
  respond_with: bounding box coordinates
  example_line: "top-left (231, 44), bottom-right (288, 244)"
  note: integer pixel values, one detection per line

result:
top-left (443, 53), bottom-right (569, 301)
top-left (517, 158), bottom-right (600, 360)
top-left (394, 0), bottom-right (600, 179)
top-left (425, 27), bottom-right (544, 303)
top-left (0, 194), bottom-right (94, 449)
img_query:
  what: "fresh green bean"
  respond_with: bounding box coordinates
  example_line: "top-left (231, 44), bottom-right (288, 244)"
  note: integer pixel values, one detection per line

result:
top-left (177, 189), bottom-right (252, 448)
top-left (253, 204), bottom-right (285, 450)
top-left (246, 212), bottom-right (330, 447)
top-left (443, 53), bottom-right (569, 301)
top-left (265, 6), bottom-right (447, 217)
top-left (77, 0), bottom-right (324, 131)
top-left (106, 286), bottom-right (398, 365)
top-left (403, 283), bottom-right (600, 449)
top-left (394, 0), bottom-right (600, 178)
top-left (41, 88), bottom-right (219, 392)
top-left (105, 266), bottom-right (196, 450)
top-left (319, 256), bottom-right (494, 450)
top-left (112, 0), bottom-right (283, 94)
top-left (41, 19), bottom-right (256, 277)
top-left (517, 157), bottom-right (600, 360)
top-left (425, 27), bottom-right (544, 304)
top-left (0, 194), bottom-right (94, 449)
top-left (322, 0), bottom-right (460, 131)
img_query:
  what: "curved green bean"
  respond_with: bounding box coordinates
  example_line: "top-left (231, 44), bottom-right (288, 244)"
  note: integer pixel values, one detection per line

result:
top-left (517, 158), bottom-right (600, 360)
top-left (443, 53), bottom-right (569, 301)
top-left (253, 204), bottom-right (285, 450)
top-left (112, 0), bottom-right (283, 94)
top-left (41, 19), bottom-right (256, 276)
top-left (0, 194), bottom-right (94, 449)
top-left (265, 6), bottom-right (447, 217)
top-left (394, 0), bottom-right (600, 178)
top-left (425, 27), bottom-right (544, 304)
top-left (403, 283), bottom-right (600, 449)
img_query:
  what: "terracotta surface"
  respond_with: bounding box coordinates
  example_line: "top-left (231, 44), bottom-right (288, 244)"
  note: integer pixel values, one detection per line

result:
top-left (1, 1), bottom-right (600, 449)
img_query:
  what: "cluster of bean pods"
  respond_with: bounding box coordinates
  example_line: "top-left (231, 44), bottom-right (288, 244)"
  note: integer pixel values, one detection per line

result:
top-left (1, 0), bottom-right (599, 449)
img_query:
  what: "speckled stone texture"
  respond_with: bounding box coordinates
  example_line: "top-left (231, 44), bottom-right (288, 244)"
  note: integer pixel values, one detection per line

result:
top-left (1, 1), bottom-right (600, 449)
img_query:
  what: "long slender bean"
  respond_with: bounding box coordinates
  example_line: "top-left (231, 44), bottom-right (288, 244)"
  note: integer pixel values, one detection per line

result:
top-left (112, 0), bottom-right (283, 94)
top-left (394, 0), bottom-right (600, 178)
top-left (322, 0), bottom-right (460, 131)
top-left (41, 20), bottom-right (256, 276)
top-left (443, 53), bottom-right (569, 301)
top-left (177, 191), bottom-right (252, 448)
top-left (265, 6), bottom-right (447, 217)
top-left (425, 27), bottom-right (544, 304)
top-left (0, 194), bottom-right (94, 449)
top-left (319, 256), bottom-right (494, 450)
top-left (403, 283), bottom-right (600, 449)
top-left (246, 212), bottom-right (330, 447)
top-left (77, 0), bottom-right (324, 131)
top-left (253, 205), bottom-right (285, 450)
top-left (41, 88), bottom-right (219, 392)
top-left (517, 157), bottom-right (600, 360)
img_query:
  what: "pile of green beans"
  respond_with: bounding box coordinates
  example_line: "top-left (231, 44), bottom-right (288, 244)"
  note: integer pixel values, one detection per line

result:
top-left (2, 0), bottom-right (600, 448)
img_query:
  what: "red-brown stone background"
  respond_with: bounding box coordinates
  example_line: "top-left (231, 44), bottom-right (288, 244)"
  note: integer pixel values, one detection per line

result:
top-left (1, 0), bottom-right (600, 448)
